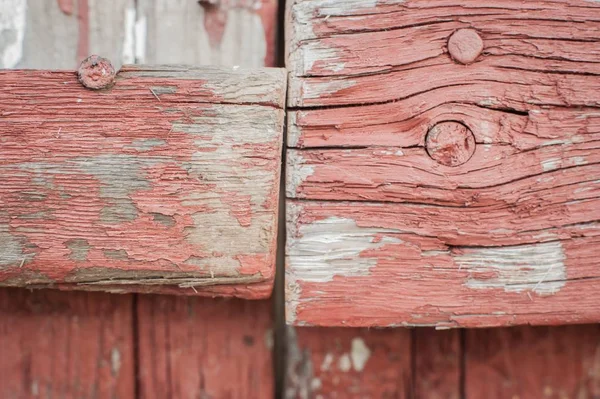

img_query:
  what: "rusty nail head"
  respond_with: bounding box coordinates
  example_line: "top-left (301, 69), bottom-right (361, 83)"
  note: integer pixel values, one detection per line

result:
top-left (78, 55), bottom-right (116, 90)
top-left (447, 29), bottom-right (484, 65)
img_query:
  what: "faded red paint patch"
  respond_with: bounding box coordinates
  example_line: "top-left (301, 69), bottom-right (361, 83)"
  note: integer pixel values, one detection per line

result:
top-left (57, 0), bottom-right (74, 15)
top-left (76, 0), bottom-right (89, 64)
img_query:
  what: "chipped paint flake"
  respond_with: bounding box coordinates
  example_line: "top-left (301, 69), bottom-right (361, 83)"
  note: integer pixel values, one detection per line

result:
top-left (288, 217), bottom-right (402, 283)
top-left (458, 241), bottom-right (567, 295)
top-left (350, 337), bottom-right (371, 372)
top-left (338, 353), bottom-right (352, 372)
top-left (0, 0), bottom-right (27, 68)
top-left (542, 158), bottom-right (561, 172)
top-left (111, 347), bottom-right (122, 375)
top-left (321, 353), bottom-right (334, 371)
top-left (286, 151), bottom-right (315, 197)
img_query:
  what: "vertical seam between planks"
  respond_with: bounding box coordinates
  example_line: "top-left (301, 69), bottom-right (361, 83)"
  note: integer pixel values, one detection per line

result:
top-left (460, 329), bottom-right (466, 399)
top-left (274, 0), bottom-right (288, 397)
top-left (410, 329), bottom-right (417, 399)
top-left (132, 294), bottom-right (141, 399)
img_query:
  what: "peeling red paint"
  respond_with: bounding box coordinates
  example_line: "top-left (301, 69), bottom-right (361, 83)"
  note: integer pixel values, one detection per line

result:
top-left (0, 66), bottom-right (285, 298)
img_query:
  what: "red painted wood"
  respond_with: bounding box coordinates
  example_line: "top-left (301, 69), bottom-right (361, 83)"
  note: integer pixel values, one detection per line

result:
top-left (0, 66), bottom-right (285, 298)
top-left (465, 325), bottom-right (600, 398)
top-left (414, 329), bottom-right (461, 399)
top-left (136, 296), bottom-right (274, 399)
top-left (0, 288), bottom-right (134, 398)
top-left (286, 327), bottom-right (412, 398)
top-left (285, 0), bottom-right (600, 327)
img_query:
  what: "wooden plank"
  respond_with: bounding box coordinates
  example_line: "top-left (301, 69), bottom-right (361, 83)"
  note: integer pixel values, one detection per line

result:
top-left (0, 288), bottom-right (134, 398)
top-left (0, 0), bottom-right (133, 69)
top-left (138, 0), bottom-right (278, 67)
top-left (285, 0), bottom-right (600, 327)
top-left (285, 326), bottom-right (412, 398)
top-left (136, 296), bottom-right (274, 398)
top-left (414, 329), bottom-right (462, 399)
top-left (0, 65), bottom-right (285, 298)
top-left (465, 325), bottom-right (600, 398)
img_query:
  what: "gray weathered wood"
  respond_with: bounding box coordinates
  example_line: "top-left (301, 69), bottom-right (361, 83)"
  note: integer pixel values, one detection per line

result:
top-left (0, 0), bottom-right (133, 69)
top-left (137, 0), bottom-right (277, 67)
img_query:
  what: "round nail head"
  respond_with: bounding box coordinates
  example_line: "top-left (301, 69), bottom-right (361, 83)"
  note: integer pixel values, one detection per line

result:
top-left (78, 55), bottom-right (116, 90)
top-left (448, 29), bottom-right (483, 65)
top-left (426, 121), bottom-right (476, 167)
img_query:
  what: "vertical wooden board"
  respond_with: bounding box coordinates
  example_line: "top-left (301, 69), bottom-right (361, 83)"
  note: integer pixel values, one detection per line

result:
top-left (286, 327), bottom-right (412, 398)
top-left (413, 329), bottom-right (461, 399)
top-left (137, 0), bottom-right (278, 67)
top-left (465, 325), bottom-right (600, 398)
top-left (0, 288), bottom-right (134, 398)
top-left (136, 296), bottom-right (274, 399)
top-left (0, 0), bottom-right (133, 69)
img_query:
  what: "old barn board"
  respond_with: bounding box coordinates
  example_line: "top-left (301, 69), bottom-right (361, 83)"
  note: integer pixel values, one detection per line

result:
top-left (0, 288), bottom-right (135, 398)
top-left (465, 325), bottom-right (600, 398)
top-left (0, 65), bottom-right (285, 298)
top-left (285, 0), bottom-right (600, 327)
top-left (137, 297), bottom-right (274, 398)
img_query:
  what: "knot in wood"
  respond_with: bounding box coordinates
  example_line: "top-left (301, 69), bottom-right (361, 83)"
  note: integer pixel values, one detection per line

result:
top-left (426, 121), bottom-right (476, 167)
top-left (78, 55), bottom-right (116, 90)
top-left (447, 29), bottom-right (483, 65)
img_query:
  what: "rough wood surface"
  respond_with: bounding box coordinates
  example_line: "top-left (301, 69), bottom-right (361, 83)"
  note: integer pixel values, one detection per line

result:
top-left (137, 296), bottom-right (274, 398)
top-left (465, 325), bottom-right (600, 398)
top-left (285, 326), bottom-right (412, 399)
top-left (138, 0), bottom-right (278, 68)
top-left (0, 65), bottom-right (285, 298)
top-left (285, 0), bottom-right (600, 327)
top-left (0, 0), bottom-right (133, 69)
top-left (0, 288), bottom-right (134, 398)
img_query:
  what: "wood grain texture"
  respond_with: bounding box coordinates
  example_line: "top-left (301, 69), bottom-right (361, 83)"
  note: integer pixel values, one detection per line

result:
top-left (413, 329), bottom-right (461, 399)
top-left (0, 288), bottom-right (134, 398)
top-left (285, 327), bottom-right (412, 399)
top-left (136, 296), bottom-right (274, 398)
top-left (0, 65), bottom-right (285, 298)
top-left (138, 0), bottom-right (278, 68)
top-left (285, 0), bottom-right (600, 326)
top-left (465, 325), bottom-right (600, 398)
top-left (0, 0), bottom-right (133, 69)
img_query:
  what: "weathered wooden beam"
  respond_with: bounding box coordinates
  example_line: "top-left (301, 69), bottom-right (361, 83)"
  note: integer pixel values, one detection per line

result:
top-left (0, 63), bottom-right (285, 298)
top-left (285, 0), bottom-right (600, 326)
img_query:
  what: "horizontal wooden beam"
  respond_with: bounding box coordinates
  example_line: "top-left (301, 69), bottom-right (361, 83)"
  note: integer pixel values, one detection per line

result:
top-left (0, 64), bottom-right (286, 299)
top-left (285, 0), bottom-right (600, 326)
